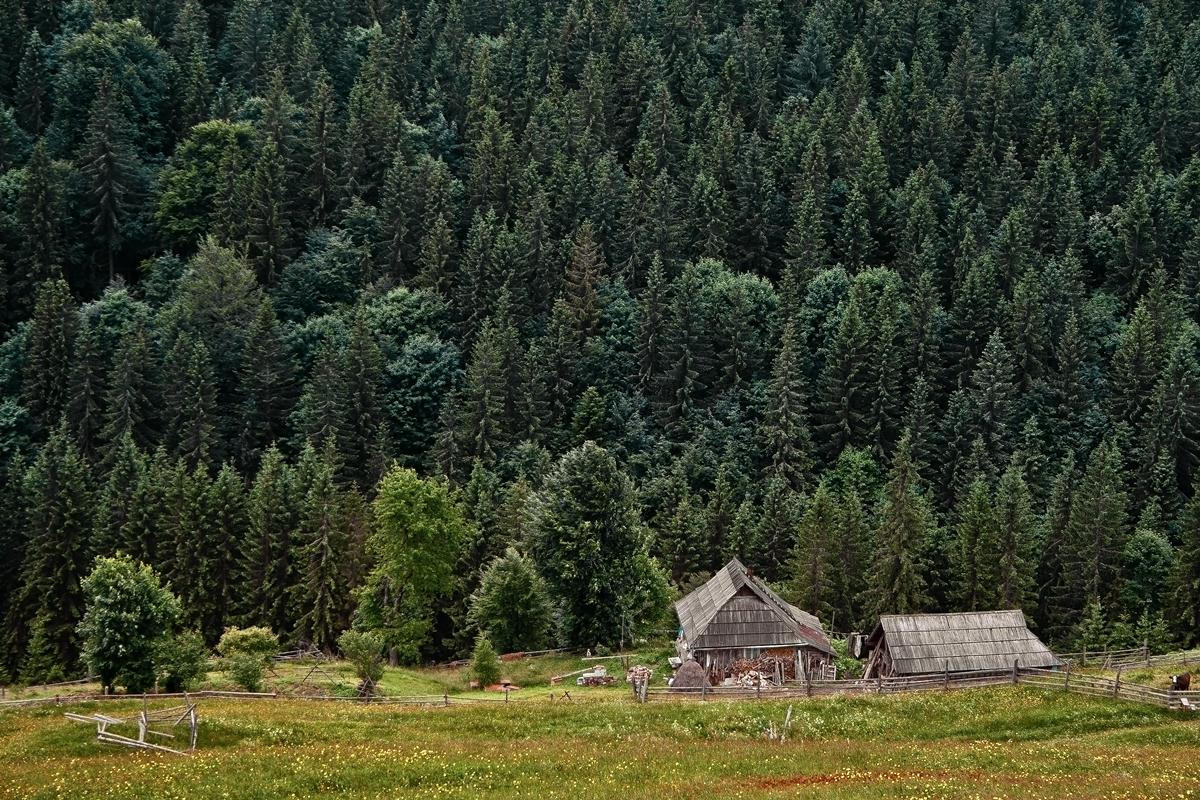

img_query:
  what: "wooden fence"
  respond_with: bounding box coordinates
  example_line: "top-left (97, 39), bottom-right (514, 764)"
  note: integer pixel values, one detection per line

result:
top-left (6, 669), bottom-right (1199, 713)
top-left (1107, 648), bottom-right (1200, 671)
top-left (0, 688), bottom-right (533, 711)
top-left (1054, 646), bottom-right (1149, 668)
top-left (646, 668), bottom-right (1018, 701)
top-left (646, 665), bottom-right (1200, 711)
top-left (1016, 666), bottom-right (1200, 710)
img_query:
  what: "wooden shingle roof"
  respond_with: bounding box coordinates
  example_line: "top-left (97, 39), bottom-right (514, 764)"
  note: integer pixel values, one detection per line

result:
top-left (675, 559), bottom-right (833, 654)
top-left (866, 610), bottom-right (1062, 674)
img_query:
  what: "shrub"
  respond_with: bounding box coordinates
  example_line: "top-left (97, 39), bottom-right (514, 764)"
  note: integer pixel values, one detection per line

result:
top-left (832, 638), bottom-right (863, 679)
top-left (155, 630), bottom-right (209, 692)
top-left (470, 633), bottom-right (501, 687)
top-left (338, 629), bottom-right (384, 686)
top-left (219, 626), bottom-right (276, 693)
top-left (228, 654), bottom-right (265, 693)
top-left (218, 626), bottom-right (278, 661)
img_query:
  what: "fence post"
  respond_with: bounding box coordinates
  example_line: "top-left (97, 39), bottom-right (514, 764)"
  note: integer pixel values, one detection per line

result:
top-left (1113, 668), bottom-right (1120, 698)
top-left (701, 682), bottom-right (708, 702)
top-left (876, 675), bottom-right (882, 694)
top-left (806, 669), bottom-right (812, 697)
top-left (443, 693), bottom-right (449, 707)
top-left (1012, 658), bottom-right (1019, 684)
top-left (756, 675), bottom-right (761, 699)
top-left (504, 687), bottom-right (509, 704)
top-left (944, 662), bottom-right (949, 690)
top-left (1064, 662), bottom-right (1071, 691)
top-left (1145, 640), bottom-right (1150, 667)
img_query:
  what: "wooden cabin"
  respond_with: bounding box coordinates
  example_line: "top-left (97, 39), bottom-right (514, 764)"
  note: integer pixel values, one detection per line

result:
top-left (862, 610), bottom-right (1062, 678)
top-left (674, 559), bottom-right (834, 682)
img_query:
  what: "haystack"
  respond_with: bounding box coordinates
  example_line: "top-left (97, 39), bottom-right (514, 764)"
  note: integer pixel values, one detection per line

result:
top-left (671, 659), bottom-right (709, 689)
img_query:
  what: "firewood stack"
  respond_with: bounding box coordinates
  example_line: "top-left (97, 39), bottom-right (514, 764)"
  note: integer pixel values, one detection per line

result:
top-left (729, 655), bottom-right (795, 685)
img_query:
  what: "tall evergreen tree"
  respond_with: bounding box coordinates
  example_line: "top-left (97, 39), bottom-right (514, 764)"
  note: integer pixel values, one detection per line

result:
top-left (6, 424), bottom-right (94, 671)
top-left (78, 75), bottom-right (142, 282)
top-left (1062, 439), bottom-right (1129, 616)
top-left (865, 432), bottom-right (932, 616)
top-left (760, 322), bottom-right (813, 491)
top-left (789, 481), bottom-right (838, 617)
top-left (22, 278), bottom-right (76, 432)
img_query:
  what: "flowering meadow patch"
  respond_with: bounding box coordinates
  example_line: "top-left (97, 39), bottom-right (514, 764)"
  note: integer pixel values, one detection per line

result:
top-left (1, 688), bottom-right (1198, 799)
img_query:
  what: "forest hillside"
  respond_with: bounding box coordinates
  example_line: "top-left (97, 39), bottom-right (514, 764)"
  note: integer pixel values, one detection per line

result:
top-left (1, 0), bottom-right (1198, 681)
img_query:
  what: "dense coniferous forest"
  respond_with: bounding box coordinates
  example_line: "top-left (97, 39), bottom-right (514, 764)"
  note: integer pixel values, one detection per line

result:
top-left (2, 0), bottom-right (1200, 682)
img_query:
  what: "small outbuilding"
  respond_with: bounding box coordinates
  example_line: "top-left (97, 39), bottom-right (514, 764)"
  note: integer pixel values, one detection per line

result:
top-left (674, 559), bottom-right (834, 683)
top-left (862, 610), bottom-right (1062, 678)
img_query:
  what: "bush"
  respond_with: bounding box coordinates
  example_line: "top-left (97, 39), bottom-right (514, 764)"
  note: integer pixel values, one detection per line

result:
top-left (832, 637), bottom-right (863, 679)
top-left (218, 626), bottom-right (278, 661)
top-left (219, 626), bottom-right (276, 693)
top-left (155, 630), bottom-right (209, 692)
top-left (228, 654), bottom-right (265, 693)
top-left (470, 633), bottom-right (501, 687)
top-left (338, 629), bottom-right (384, 686)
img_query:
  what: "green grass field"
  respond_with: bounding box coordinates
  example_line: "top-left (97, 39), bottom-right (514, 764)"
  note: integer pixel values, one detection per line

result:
top-left (3, 686), bottom-right (1199, 799)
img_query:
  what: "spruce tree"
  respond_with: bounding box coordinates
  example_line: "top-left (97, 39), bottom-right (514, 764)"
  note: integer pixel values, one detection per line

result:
top-left (245, 140), bottom-right (295, 283)
top-left (78, 75), bottom-right (142, 282)
top-left (952, 478), bottom-right (992, 611)
top-left (195, 464), bottom-right (246, 643)
top-left (789, 481), bottom-right (838, 617)
top-left (22, 278), bottom-right (76, 432)
top-left (981, 462), bottom-right (1039, 611)
top-left (235, 300), bottom-right (293, 472)
top-left (760, 322), bottom-right (813, 491)
top-left (751, 476), bottom-right (802, 581)
top-left (15, 31), bottom-right (47, 134)
top-left (1171, 485), bottom-right (1200, 645)
top-left (237, 445), bottom-right (298, 633)
top-left (66, 315), bottom-right (103, 460)
top-left (865, 432), bottom-right (932, 616)
top-left (167, 337), bottom-right (218, 470)
top-left (1062, 439), bottom-right (1129, 616)
top-left (830, 489), bottom-right (869, 630)
top-left (7, 424), bottom-right (94, 671)
top-left (91, 432), bottom-right (145, 556)
top-left (99, 321), bottom-right (157, 463)
top-left (298, 444), bottom-right (348, 650)
top-left (17, 140), bottom-right (63, 300)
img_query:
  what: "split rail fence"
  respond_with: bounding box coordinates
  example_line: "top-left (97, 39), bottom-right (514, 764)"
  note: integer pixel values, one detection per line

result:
top-left (0, 688), bottom-right (528, 712)
top-left (644, 665), bottom-right (1200, 710)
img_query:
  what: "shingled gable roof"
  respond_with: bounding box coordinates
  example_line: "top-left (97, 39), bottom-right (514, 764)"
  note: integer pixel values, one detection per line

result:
top-left (866, 610), bottom-right (1063, 674)
top-left (675, 559), bottom-right (833, 654)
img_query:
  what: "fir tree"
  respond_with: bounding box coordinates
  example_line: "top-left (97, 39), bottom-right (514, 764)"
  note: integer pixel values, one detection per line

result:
top-left (1062, 439), bottom-right (1129, 615)
top-left (22, 278), bottom-right (76, 432)
top-left (865, 432), bottom-right (932, 616)
top-left (952, 478), bottom-right (992, 611)
top-left (790, 481), bottom-right (838, 617)
top-left (99, 321), bottom-right (157, 463)
top-left (760, 322), bottom-right (813, 491)
top-left (981, 462), bottom-right (1039, 611)
top-left (78, 75), bottom-right (142, 282)
top-left (7, 424), bottom-right (94, 671)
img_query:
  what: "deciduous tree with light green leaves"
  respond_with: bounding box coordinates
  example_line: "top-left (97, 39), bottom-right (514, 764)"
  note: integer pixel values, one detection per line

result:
top-left (77, 555), bottom-right (181, 694)
top-left (358, 465), bottom-right (469, 659)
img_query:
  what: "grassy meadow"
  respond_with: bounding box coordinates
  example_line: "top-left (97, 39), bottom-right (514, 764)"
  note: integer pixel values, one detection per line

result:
top-left (3, 686), bottom-right (1200, 799)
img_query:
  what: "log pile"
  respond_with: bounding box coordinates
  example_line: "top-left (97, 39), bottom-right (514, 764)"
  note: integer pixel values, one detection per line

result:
top-left (729, 655), bottom-right (795, 685)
